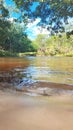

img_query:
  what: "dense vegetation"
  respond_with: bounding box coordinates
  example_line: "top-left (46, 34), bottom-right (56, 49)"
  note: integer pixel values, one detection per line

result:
top-left (0, 19), bottom-right (35, 56)
top-left (32, 33), bottom-right (73, 56)
top-left (0, 20), bottom-right (73, 57)
top-left (0, 0), bottom-right (73, 56)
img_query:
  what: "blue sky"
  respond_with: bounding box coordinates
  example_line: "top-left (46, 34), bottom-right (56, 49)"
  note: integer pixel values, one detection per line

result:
top-left (5, 0), bottom-right (39, 19)
top-left (5, 0), bottom-right (73, 40)
top-left (5, 0), bottom-right (15, 5)
top-left (5, 0), bottom-right (49, 40)
top-left (5, 0), bottom-right (21, 18)
top-left (26, 18), bottom-right (50, 40)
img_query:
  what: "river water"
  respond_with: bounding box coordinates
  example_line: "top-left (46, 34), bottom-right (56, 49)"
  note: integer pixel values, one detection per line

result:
top-left (0, 56), bottom-right (73, 86)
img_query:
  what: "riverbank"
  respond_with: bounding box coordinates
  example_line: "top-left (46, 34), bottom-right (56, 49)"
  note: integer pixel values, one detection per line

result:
top-left (18, 52), bottom-right (73, 57)
top-left (0, 90), bottom-right (73, 130)
top-left (0, 50), bottom-right (18, 57)
top-left (0, 50), bottom-right (73, 57)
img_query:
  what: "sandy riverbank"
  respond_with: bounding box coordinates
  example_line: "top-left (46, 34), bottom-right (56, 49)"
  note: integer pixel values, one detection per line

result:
top-left (0, 90), bottom-right (73, 130)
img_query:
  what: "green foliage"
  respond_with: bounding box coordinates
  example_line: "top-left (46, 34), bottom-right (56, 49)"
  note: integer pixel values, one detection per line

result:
top-left (0, 49), bottom-right (17, 57)
top-left (11, 1), bottom-right (73, 33)
top-left (4, 23), bottom-right (33, 52)
top-left (32, 34), bottom-right (48, 50)
top-left (0, 0), bottom-right (9, 18)
top-left (18, 52), bottom-right (36, 57)
top-left (0, 0), bottom-right (73, 57)
top-left (0, 19), bottom-right (35, 55)
top-left (0, 19), bottom-right (11, 46)
top-left (1, 0), bottom-right (73, 33)
top-left (33, 33), bottom-right (73, 56)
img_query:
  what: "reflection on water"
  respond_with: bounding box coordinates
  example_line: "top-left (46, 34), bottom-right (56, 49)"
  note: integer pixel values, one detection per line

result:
top-left (24, 56), bottom-right (73, 85)
top-left (0, 56), bottom-right (73, 85)
top-left (0, 57), bottom-right (29, 71)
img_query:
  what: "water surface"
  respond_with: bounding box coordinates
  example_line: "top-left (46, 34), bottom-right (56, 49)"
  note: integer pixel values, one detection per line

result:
top-left (0, 56), bottom-right (73, 85)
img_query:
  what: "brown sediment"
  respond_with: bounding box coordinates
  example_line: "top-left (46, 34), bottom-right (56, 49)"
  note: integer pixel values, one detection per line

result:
top-left (30, 81), bottom-right (73, 90)
top-left (0, 81), bottom-right (73, 94)
top-left (0, 57), bottom-right (29, 71)
top-left (0, 82), bottom-right (14, 90)
top-left (0, 91), bottom-right (73, 130)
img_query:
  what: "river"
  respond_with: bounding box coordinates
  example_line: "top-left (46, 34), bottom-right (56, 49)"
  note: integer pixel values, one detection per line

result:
top-left (0, 56), bottom-right (73, 95)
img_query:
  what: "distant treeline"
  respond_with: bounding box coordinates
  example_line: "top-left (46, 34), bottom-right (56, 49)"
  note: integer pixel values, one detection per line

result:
top-left (0, 19), bottom-right (35, 56)
top-left (32, 33), bottom-right (73, 56)
top-left (0, 19), bottom-right (73, 57)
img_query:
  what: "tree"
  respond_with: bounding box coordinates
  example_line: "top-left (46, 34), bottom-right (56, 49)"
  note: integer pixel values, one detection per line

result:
top-left (0, 0), bottom-right (34, 53)
top-left (0, 19), bottom-right (11, 49)
top-left (0, 0), bottom-right (9, 18)
top-left (0, 0), bottom-right (73, 56)
top-left (32, 34), bottom-right (48, 53)
top-left (1, 22), bottom-right (33, 53)
top-left (1, 0), bottom-right (73, 33)
top-left (12, 0), bottom-right (73, 33)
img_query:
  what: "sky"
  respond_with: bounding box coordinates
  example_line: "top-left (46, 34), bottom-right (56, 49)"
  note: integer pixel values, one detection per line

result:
top-left (5, 0), bottom-right (50, 40)
top-left (5, 0), bottom-right (73, 40)
top-left (26, 18), bottom-right (50, 40)
top-left (5, 0), bottom-right (21, 18)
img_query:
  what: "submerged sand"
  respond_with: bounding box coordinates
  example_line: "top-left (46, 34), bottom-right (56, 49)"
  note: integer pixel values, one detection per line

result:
top-left (0, 90), bottom-right (73, 130)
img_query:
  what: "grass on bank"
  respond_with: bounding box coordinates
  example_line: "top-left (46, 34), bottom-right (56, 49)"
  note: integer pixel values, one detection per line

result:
top-left (0, 50), bottom-right (73, 57)
top-left (0, 50), bottom-right (18, 57)
top-left (18, 52), bottom-right (37, 57)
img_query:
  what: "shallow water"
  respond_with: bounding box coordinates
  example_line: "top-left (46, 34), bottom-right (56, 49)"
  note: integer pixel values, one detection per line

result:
top-left (0, 56), bottom-right (73, 86)
top-left (27, 56), bottom-right (73, 85)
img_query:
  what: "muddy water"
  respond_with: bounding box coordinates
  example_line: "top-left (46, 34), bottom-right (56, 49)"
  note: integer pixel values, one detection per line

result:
top-left (0, 56), bottom-right (73, 95)
top-left (0, 57), bottom-right (29, 71)
top-left (0, 56), bottom-right (73, 85)
top-left (26, 56), bottom-right (73, 85)
top-left (0, 57), bottom-right (73, 130)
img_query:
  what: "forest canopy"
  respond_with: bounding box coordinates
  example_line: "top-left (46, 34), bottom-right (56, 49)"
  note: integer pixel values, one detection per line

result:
top-left (0, 0), bottom-right (73, 56)
top-left (1, 0), bottom-right (73, 27)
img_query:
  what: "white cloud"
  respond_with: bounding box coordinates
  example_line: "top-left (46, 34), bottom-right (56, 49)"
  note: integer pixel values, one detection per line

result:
top-left (27, 18), bottom-right (41, 28)
top-left (7, 17), bottom-right (14, 22)
top-left (7, 17), bottom-right (50, 40)
top-left (27, 18), bottom-right (50, 40)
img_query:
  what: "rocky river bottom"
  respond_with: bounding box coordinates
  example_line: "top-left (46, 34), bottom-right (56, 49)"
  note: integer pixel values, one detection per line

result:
top-left (0, 57), bottom-right (73, 130)
top-left (0, 80), bottom-right (73, 97)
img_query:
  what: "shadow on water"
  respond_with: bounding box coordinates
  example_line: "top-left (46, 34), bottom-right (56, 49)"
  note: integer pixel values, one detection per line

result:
top-left (0, 56), bottom-right (73, 96)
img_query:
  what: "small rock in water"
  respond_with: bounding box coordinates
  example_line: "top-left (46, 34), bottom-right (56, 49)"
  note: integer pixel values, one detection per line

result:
top-left (20, 79), bottom-right (23, 83)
